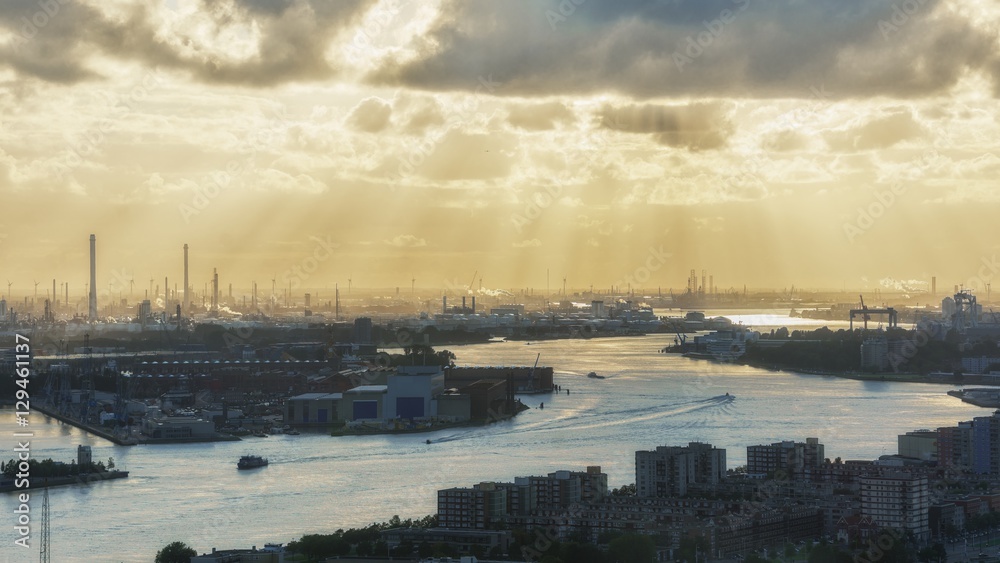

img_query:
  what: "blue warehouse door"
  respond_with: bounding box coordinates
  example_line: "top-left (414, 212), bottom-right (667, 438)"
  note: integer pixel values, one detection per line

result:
top-left (317, 408), bottom-right (328, 423)
top-left (396, 397), bottom-right (424, 419)
top-left (353, 400), bottom-right (378, 420)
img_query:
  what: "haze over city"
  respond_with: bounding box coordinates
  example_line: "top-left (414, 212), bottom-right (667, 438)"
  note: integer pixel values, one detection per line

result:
top-left (1, 0), bottom-right (1000, 292)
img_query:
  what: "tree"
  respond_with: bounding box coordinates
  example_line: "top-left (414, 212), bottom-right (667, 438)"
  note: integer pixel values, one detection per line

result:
top-left (610, 483), bottom-right (637, 496)
top-left (107, 457), bottom-right (115, 470)
top-left (155, 541), bottom-right (197, 563)
top-left (608, 534), bottom-right (655, 563)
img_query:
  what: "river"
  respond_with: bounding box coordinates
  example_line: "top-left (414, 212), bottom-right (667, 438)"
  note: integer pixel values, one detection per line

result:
top-left (0, 316), bottom-right (984, 562)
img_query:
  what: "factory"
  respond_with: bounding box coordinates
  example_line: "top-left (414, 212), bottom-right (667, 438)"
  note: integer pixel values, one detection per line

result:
top-left (284, 364), bottom-right (520, 429)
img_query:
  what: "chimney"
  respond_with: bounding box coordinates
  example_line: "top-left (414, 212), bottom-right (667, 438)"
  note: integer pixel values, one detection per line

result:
top-left (183, 244), bottom-right (189, 310)
top-left (212, 268), bottom-right (219, 311)
top-left (89, 234), bottom-right (97, 321)
top-left (442, 295), bottom-right (447, 314)
top-left (472, 296), bottom-right (476, 313)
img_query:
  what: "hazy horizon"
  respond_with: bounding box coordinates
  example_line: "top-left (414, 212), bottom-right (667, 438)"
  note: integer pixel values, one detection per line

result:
top-left (2, 0), bottom-right (1000, 295)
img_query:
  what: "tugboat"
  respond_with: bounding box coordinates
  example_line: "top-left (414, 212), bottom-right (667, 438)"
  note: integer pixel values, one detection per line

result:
top-left (237, 455), bottom-right (269, 470)
top-left (587, 371), bottom-right (605, 379)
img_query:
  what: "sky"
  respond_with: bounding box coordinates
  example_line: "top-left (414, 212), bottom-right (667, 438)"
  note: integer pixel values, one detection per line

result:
top-left (1, 0), bottom-right (1000, 298)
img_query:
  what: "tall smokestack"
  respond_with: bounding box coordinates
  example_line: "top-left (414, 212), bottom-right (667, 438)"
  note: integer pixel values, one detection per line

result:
top-left (183, 244), bottom-right (189, 311)
top-left (52, 279), bottom-right (56, 307)
top-left (443, 295), bottom-right (447, 314)
top-left (164, 277), bottom-right (168, 309)
top-left (212, 268), bottom-right (219, 311)
top-left (89, 234), bottom-right (97, 321)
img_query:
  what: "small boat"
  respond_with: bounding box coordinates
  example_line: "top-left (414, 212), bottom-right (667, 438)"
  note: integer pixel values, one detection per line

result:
top-left (425, 439), bottom-right (431, 444)
top-left (587, 372), bottom-right (605, 379)
top-left (252, 431), bottom-right (268, 438)
top-left (284, 428), bottom-right (300, 435)
top-left (237, 455), bottom-right (268, 470)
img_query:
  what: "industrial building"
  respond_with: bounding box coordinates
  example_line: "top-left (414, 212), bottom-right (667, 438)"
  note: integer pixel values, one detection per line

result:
top-left (142, 416), bottom-right (216, 440)
top-left (897, 430), bottom-right (938, 462)
top-left (283, 364), bottom-right (520, 428)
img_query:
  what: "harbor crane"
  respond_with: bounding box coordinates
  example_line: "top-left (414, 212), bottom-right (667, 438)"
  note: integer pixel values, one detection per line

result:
top-left (849, 294), bottom-right (898, 331)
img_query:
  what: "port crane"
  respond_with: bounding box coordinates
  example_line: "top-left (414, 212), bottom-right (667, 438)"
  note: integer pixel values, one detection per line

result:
top-left (849, 294), bottom-right (898, 331)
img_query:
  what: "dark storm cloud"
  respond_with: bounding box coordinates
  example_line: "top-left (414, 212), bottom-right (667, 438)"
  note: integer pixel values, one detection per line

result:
top-left (0, 0), bottom-right (376, 85)
top-left (598, 102), bottom-right (732, 150)
top-left (372, 0), bottom-right (1000, 99)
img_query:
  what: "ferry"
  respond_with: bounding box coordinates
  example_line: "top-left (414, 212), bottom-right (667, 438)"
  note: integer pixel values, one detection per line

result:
top-left (237, 455), bottom-right (268, 470)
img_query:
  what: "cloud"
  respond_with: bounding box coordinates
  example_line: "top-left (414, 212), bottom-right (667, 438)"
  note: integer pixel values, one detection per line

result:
top-left (409, 130), bottom-right (516, 181)
top-left (384, 234), bottom-right (427, 247)
top-left (598, 102), bottom-right (732, 150)
top-left (0, 0), bottom-right (377, 85)
top-left (347, 96), bottom-right (392, 132)
top-left (512, 238), bottom-right (541, 247)
top-left (825, 109), bottom-right (926, 151)
top-left (762, 130), bottom-right (811, 152)
top-left (507, 101), bottom-right (575, 130)
top-left (371, 0), bottom-right (1000, 100)
top-left (401, 97), bottom-right (445, 134)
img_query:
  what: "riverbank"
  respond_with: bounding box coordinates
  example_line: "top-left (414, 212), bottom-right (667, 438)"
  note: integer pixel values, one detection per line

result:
top-left (32, 402), bottom-right (137, 446)
top-left (0, 470), bottom-right (129, 493)
top-left (32, 402), bottom-right (241, 445)
top-left (948, 389), bottom-right (1000, 408)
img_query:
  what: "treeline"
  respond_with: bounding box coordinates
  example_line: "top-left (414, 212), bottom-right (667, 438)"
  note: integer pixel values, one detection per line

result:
top-left (747, 326), bottom-right (963, 373)
top-left (286, 515), bottom-right (438, 561)
top-left (1, 456), bottom-right (116, 478)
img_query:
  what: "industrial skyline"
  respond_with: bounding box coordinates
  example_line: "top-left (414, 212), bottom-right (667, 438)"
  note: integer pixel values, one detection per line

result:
top-left (1, 0), bottom-right (1000, 290)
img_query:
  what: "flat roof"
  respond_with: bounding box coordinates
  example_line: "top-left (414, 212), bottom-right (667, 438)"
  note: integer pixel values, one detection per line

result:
top-left (289, 393), bottom-right (342, 401)
top-left (346, 385), bottom-right (388, 394)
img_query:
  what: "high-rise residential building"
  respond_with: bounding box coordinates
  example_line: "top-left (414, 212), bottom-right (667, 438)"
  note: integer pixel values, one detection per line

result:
top-left (860, 472), bottom-right (929, 541)
top-left (438, 482), bottom-right (507, 530)
top-left (747, 438), bottom-right (825, 477)
top-left (972, 410), bottom-right (1000, 476)
top-left (937, 422), bottom-right (974, 471)
top-left (636, 442), bottom-right (726, 498)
